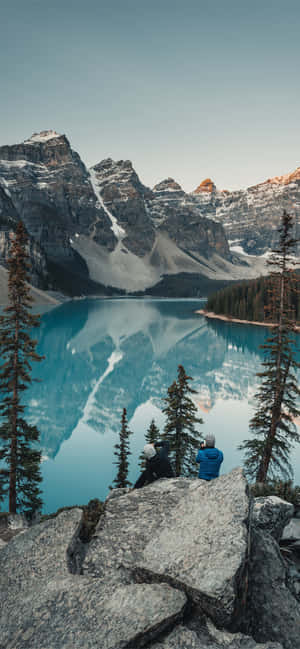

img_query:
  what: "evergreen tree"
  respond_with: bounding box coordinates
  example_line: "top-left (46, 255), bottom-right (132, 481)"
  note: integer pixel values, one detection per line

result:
top-left (0, 222), bottom-right (44, 515)
top-left (239, 212), bottom-right (300, 482)
top-left (139, 418), bottom-right (160, 470)
top-left (112, 408), bottom-right (133, 488)
top-left (163, 365), bottom-right (203, 476)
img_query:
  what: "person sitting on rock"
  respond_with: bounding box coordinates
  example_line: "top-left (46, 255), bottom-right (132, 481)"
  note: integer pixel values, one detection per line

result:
top-left (196, 434), bottom-right (223, 481)
top-left (134, 441), bottom-right (174, 489)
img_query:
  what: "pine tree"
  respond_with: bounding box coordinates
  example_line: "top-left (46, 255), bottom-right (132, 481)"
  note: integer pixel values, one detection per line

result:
top-left (239, 212), bottom-right (300, 482)
top-left (111, 408), bottom-right (133, 488)
top-left (0, 221), bottom-right (44, 515)
top-left (138, 418), bottom-right (160, 470)
top-left (163, 365), bottom-right (203, 476)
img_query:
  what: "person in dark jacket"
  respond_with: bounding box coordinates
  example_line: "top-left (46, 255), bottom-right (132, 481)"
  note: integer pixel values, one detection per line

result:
top-left (134, 440), bottom-right (174, 489)
top-left (196, 434), bottom-right (223, 481)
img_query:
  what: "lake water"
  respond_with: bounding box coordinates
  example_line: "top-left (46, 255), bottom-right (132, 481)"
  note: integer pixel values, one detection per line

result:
top-left (8, 298), bottom-right (300, 513)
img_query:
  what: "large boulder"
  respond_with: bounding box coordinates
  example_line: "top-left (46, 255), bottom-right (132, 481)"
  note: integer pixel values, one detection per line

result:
top-left (84, 468), bottom-right (250, 627)
top-left (247, 525), bottom-right (300, 649)
top-left (0, 508), bottom-right (187, 649)
top-left (252, 496), bottom-right (294, 541)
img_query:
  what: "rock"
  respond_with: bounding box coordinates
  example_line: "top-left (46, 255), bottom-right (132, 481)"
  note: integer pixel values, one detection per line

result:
top-left (0, 538), bottom-right (7, 550)
top-left (5, 513), bottom-right (29, 530)
top-left (204, 618), bottom-right (283, 648)
top-left (151, 625), bottom-right (212, 648)
top-left (149, 179), bottom-right (230, 260)
top-left (252, 496), bottom-right (294, 541)
top-left (150, 622), bottom-right (283, 648)
top-left (84, 469), bottom-right (250, 627)
top-left (247, 526), bottom-right (300, 648)
top-left (0, 508), bottom-right (187, 649)
top-left (282, 517), bottom-right (300, 541)
top-left (194, 178), bottom-right (217, 194)
top-left (3, 580), bottom-right (186, 649)
top-left (0, 512), bottom-right (29, 543)
top-left (191, 167), bottom-right (300, 255)
top-left (1, 475), bottom-right (296, 649)
top-left (0, 184), bottom-right (48, 287)
top-left (92, 158), bottom-right (155, 256)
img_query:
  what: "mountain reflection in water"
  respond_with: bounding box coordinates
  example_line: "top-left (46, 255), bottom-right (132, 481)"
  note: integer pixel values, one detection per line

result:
top-left (22, 299), bottom-right (300, 513)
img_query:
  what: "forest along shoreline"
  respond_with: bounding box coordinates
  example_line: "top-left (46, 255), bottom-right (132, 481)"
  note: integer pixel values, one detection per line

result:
top-left (196, 309), bottom-right (300, 333)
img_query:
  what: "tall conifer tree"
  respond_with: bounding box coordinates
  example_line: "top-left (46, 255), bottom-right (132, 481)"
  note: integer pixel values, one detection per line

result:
top-left (163, 365), bottom-right (203, 476)
top-left (112, 408), bottom-right (133, 488)
top-left (0, 222), bottom-right (44, 514)
top-left (139, 418), bottom-right (160, 470)
top-left (239, 212), bottom-right (300, 482)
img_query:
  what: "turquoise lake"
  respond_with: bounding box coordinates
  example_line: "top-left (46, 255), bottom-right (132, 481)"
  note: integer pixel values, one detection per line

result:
top-left (7, 298), bottom-right (300, 513)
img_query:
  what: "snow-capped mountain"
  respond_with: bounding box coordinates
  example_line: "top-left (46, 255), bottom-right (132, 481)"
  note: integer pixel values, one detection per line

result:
top-left (0, 129), bottom-right (298, 296)
top-left (0, 131), bottom-right (116, 292)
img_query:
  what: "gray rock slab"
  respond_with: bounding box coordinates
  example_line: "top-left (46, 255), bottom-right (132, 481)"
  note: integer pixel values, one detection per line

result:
top-left (151, 625), bottom-right (214, 648)
top-left (84, 469), bottom-right (250, 627)
top-left (0, 508), bottom-right (82, 597)
top-left (205, 618), bottom-right (283, 648)
top-left (150, 623), bottom-right (283, 648)
top-left (135, 470), bottom-right (249, 626)
top-left (0, 509), bottom-right (187, 649)
top-left (252, 497), bottom-right (294, 541)
top-left (247, 527), bottom-right (300, 649)
top-left (1, 579), bottom-right (186, 649)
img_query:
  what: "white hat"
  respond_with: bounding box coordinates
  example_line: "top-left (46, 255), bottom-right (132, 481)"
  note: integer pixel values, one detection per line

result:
top-left (143, 444), bottom-right (156, 459)
top-left (205, 434), bottom-right (215, 448)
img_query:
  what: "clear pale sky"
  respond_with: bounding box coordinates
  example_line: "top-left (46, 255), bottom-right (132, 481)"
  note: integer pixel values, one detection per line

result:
top-left (1, 0), bottom-right (300, 191)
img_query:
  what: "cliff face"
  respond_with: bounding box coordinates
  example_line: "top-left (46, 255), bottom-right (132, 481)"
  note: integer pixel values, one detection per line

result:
top-left (148, 177), bottom-right (230, 259)
top-left (90, 162), bottom-right (231, 261)
top-left (192, 169), bottom-right (300, 255)
top-left (0, 184), bottom-right (48, 286)
top-left (91, 158), bottom-right (155, 256)
top-left (0, 131), bottom-right (116, 290)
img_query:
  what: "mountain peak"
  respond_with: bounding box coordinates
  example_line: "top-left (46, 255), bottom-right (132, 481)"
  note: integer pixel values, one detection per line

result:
top-left (24, 130), bottom-right (62, 145)
top-left (194, 178), bottom-right (216, 194)
top-left (264, 166), bottom-right (300, 187)
top-left (153, 178), bottom-right (183, 193)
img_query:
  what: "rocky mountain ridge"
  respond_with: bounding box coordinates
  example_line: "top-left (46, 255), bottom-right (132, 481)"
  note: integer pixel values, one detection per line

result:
top-left (191, 168), bottom-right (300, 255)
top-left (0, 130), bottom-right (299, 296)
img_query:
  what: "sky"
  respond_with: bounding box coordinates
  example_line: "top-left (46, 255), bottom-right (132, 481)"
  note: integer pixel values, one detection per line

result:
top-left (1, 0), bottom-right (300, 192)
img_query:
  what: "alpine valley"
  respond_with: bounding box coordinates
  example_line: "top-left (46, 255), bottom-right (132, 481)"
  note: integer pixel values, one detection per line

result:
top-left (0, 130), bottom-right (299, 297)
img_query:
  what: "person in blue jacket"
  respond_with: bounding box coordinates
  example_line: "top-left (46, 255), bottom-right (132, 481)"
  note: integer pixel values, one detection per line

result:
top-left (196, 434), bottom-right (223, 481)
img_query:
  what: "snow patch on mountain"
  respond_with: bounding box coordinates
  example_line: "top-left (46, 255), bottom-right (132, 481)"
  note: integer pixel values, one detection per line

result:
top-left (0, 178), bottom-right (12, 198)
top-left (89, 168), bottom-right (126, 241)
top-left (24, 130), bottom-right (61, 144)
top-left (0, 159), bottom-right (46, 171)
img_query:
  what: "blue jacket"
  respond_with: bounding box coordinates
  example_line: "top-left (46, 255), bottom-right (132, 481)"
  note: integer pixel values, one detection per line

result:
top-left (196, 447), bottom-right (223, 481)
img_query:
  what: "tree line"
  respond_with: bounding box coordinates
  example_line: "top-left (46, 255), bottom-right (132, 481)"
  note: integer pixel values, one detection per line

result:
top-left (0, 212), bottom-right (300, 516)
top-left (206, 272), bottom-right (300, 323)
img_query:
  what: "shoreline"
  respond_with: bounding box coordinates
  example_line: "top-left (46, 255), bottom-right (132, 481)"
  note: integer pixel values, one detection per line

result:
top-left (196, 309), bottom-right (300, 332)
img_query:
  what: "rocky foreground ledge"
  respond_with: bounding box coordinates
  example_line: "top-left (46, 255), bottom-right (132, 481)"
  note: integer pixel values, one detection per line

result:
top-left (0, 468), bottom-right (299, 649)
